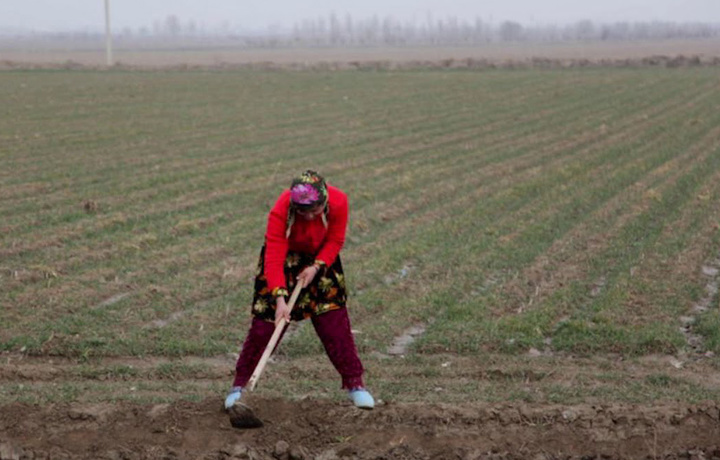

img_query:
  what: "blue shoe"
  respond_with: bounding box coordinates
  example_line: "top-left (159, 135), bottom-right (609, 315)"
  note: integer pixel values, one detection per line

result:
top-left (224, 386), bottom-right (242, 410)
top-left (348, 388), bottom-right (375, 409)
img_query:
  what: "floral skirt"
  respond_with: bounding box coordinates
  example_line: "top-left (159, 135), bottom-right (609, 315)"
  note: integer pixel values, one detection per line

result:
top-left (251, 246), bottom-right (348, 322)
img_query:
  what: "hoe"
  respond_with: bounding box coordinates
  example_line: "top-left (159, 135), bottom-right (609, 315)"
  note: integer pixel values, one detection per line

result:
top-left (227, 283), bottom-right (303, 428)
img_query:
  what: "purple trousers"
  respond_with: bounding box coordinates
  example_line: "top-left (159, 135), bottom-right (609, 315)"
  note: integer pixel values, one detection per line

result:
top-left (233, 307), bottom-right (365, 390)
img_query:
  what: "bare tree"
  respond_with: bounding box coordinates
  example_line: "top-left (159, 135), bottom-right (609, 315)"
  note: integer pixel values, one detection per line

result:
top-left (499, 21), bottom-right (524, 41)
top-left (574, 20), bottom-right (596, 41)
top-left (164, 15), bottom-right (181, 36)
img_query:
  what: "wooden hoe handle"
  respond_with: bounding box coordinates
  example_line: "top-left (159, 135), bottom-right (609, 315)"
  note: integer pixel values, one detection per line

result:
top-left (246, 283), bottom-right (303, 391)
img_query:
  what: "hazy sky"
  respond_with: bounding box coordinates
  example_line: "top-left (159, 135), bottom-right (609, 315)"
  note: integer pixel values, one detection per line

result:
top-left (2, 0), bottom-right (720, 32)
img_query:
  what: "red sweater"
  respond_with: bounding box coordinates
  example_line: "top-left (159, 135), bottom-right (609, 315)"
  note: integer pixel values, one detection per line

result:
top-left (264, 185), bottom-right (348, 293)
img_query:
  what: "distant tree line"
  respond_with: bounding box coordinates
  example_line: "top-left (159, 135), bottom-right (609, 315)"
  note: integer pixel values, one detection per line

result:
top-left (5, 14), bottom-right (719, 46)
top-left (287, 15), bottom-right (720, 46)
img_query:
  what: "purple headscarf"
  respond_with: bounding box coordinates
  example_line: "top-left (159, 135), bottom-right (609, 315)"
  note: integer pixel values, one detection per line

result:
top-left (289, 170), bottom-right (328, 210)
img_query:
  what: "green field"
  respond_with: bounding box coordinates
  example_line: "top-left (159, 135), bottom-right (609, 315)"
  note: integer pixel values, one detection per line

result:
top-left (1, 67), bottom-right (720, 406)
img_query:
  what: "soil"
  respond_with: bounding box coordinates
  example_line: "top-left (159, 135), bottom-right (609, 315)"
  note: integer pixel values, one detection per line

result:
top-left (1, 397), bottom-right (720, 459)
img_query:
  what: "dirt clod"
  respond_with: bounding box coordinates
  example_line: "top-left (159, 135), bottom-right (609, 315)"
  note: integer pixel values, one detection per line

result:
top-left (288, 445), bottom-right (310, 460)
top-left (274, 440), bottom-right (290, 459)
top-left (0, 442), bottom-right (21, 460)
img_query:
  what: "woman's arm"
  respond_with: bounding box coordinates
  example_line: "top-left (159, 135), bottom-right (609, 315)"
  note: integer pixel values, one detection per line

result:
top-left (264, 191), bottom-right (291, 296)
top-left (315, 187), bottom-right (348, 267)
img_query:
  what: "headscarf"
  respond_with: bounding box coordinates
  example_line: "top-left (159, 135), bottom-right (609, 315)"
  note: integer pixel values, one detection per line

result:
top-left (286, 169), bottom-right (329, 238)
top-left (289, 169), bottom-right (328, 209)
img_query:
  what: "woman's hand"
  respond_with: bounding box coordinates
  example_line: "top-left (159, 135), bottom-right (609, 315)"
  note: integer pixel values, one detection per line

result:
top-left (275, 296), bottom-right (291, 326)
top-left (297, 264), bottom-right (320, 288)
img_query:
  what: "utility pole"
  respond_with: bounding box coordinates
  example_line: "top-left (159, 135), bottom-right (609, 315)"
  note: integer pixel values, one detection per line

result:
top-left (104, 0), bottom-right (113, 66)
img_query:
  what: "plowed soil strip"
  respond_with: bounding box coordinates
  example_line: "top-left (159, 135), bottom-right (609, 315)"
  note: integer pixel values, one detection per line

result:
top-left (0, 399), bottom-right (719, 459)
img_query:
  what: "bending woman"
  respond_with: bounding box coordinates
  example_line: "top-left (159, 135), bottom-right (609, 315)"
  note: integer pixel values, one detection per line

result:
top-left (224, 170), bottom-right (374, 410)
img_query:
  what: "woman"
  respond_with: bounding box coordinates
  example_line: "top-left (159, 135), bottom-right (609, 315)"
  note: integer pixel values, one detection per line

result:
top-left (224, 170), bottom-right (374, 410)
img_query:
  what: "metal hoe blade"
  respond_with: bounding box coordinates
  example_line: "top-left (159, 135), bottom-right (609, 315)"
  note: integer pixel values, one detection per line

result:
top-left (227, 402), bottom-right (264, 429)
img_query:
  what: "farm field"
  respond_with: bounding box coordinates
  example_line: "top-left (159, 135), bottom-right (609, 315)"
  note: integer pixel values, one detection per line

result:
top-left (1, 66), bottom-right (720, 458)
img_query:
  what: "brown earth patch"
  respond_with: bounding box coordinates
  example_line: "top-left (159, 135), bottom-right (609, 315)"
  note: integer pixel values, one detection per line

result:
top-left (3, 354), bottom-right (720, 459)
top-left (2, 39), bottom-right (720, 70)
top-left (1, 54), bottom-right (720, 72)
top-left (1, 398), bottom-right (720, 459)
